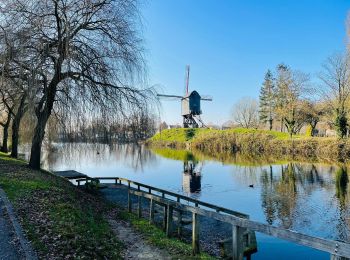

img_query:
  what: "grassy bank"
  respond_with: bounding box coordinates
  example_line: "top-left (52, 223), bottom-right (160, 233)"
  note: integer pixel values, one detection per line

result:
top-left (0, 152), bottom-right (122, 259)
top-left (147, 128), bottom-right (350, 161)
top-left (0, 152), bottom-right (217, 259)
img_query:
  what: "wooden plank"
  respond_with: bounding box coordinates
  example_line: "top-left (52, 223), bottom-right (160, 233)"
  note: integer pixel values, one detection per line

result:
top-left (330, 255), bottom-right (350, 260)
top-left (129, 189), bottom-right (350, 258)
top-left (53, 170), bottom-right (87, 179)
top-left (192, 212), bottom-right (200, 255)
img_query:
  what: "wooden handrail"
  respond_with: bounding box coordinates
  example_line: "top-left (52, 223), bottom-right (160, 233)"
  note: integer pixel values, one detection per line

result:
top-left (75, 176), bottom-right (350, 259)
top-left (75, 176), bottom-right (248, 218)
top-left (130, 189), bottom-right (350, 259)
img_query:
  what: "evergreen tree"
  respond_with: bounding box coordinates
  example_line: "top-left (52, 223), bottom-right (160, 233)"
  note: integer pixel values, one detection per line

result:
top-left (275, 64), bottom-right (292, 132)
top-left (259, 70), bottom-right (275, 130)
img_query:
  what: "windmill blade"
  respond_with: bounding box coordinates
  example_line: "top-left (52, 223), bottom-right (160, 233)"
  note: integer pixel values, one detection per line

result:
top-left (200, 95), bottom-right (213, 101)
top-left (157, 94), bottom-right (183, 98)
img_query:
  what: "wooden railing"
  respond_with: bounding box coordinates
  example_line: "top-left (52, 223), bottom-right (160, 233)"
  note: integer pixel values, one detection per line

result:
top-left (76, 177), bottom-right (350, 260)
top-left (76, 176), bottom-right (248, 218)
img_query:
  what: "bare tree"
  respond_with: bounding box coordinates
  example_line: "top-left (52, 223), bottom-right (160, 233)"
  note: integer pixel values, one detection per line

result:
top-left (0, 25), bottom-right (36, 157)
top-left (283, 70), bottom-right (310, 138)
top-left (0, 0), bottom-right (156, 169)
top-left (318, 53), bottom-right (350, 138)
top-left (231, 97), bottom-right (259, 128)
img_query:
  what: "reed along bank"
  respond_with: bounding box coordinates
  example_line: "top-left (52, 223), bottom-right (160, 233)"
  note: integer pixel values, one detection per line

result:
top-left (146, 128), bottom-right (350, 162)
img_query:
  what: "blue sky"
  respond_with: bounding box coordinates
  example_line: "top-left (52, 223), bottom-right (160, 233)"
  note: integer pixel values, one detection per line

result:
top-left (142, 0), bottom-right (350, 125)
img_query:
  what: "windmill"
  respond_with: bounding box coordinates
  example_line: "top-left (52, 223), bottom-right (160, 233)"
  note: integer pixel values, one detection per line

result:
top-left (157, 66), bottom-right (213, 128)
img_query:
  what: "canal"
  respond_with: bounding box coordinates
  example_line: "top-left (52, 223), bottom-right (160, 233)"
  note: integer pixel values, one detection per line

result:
top-left (21, 143), bottom-right (350, 259)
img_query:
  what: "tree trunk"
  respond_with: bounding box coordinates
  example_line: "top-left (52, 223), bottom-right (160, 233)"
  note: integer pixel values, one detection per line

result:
top-left (269, 119), bottom-right (273, 131)
top-left (29, 75), bottom-right (59, 169)
top-left (1, 113), bottom-right (12, 153)
top-left (29, 115), bottom-right (49, 169)
top-left (11, 93), bottom-right (27, 158)
top-left (280, 119), bottom-right (283, 132)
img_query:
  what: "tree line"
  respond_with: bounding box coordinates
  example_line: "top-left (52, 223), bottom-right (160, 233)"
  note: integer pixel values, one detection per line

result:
top-left (0, 0), bottom-right (156, 169)
top-left (232, 53), bottom-right (350, 138)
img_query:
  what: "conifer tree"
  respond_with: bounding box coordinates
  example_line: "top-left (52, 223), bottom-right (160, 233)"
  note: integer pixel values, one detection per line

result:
top-left (259, 70), bottom-right (275, 130)
top-left (275, 64), bottom-right (291, 132)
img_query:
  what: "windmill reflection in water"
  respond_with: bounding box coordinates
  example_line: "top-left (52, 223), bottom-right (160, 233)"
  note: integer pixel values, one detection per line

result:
top-left (182, 159), bottom-right (202, 194)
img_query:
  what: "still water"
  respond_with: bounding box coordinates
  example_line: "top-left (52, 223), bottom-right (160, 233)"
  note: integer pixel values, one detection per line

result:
top-left (22, 143), bottom-right (350, 259)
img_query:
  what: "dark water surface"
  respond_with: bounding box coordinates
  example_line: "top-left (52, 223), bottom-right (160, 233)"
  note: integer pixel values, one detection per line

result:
top-left (21, 143), bottom-right (350, 259)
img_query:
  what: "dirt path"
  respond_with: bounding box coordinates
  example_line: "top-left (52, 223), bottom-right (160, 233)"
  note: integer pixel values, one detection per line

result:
top-left (108, 217), bottom-right (172, 259)
top-left (0, 198), bottom-right (22, 260)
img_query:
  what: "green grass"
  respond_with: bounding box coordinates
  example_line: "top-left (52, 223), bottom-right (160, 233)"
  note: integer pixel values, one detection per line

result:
top-left (0, 152), bottom-right (122, 259)
top-left (150, 128), bottom-right (295, 143)
top-left (150, 128), bottom-right (204, 142)
top-left (0, 151), bottom-right (26, 164)
top-left (50, 203), bottom-right (121, 258)
top-left (0, 178), bottom-right (52, 200)
top-left (119, 211), bottom-right (214, 259)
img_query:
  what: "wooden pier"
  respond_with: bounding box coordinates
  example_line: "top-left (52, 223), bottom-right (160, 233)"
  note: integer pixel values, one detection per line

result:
top-left (53, 170), bottom-right (87, 179)
top-left (74, 176), bottom-right (350, 260)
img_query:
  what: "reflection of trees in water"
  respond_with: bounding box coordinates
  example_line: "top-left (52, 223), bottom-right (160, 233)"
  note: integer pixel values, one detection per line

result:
top-left (42, 143), bottom-right (157, 172)
top-left (120, 144), bottom-right (157, 172)
top-left (335, 166), bottom-right (350, 242)
top-left (260, 164), bottom-right (297, 228)
top-left (335, 167), bottom-right (348, 205)
top-left (260, 163), bottom-right (335, 229)
top-left (230, 166), bottom-right (260, 186)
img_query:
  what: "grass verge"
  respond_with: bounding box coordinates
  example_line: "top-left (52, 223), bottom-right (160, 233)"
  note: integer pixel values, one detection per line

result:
top-left (0, 152), bottom-right (122, 259)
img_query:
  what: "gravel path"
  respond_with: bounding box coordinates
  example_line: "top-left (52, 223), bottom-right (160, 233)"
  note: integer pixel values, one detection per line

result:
top-left (108, 217), bottom-right (172, 259)
top-left (0, 198), bottom-right (21, 260)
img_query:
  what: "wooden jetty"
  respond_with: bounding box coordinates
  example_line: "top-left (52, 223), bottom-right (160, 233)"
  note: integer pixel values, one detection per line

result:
top-left (72, 176), bottom-right (350, 260)
top-left (53, 170), bottom-right (87, 179)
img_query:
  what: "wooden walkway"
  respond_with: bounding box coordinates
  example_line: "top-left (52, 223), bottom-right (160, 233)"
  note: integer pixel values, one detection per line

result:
top-left (74, 176), bottom-right (350, 260)
top-left (53, 170), bottom-right (87, 179)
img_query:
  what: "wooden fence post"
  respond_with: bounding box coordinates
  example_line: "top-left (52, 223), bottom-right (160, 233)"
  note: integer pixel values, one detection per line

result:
top-left (192, 212), bottom-right (199, 255)
top-left (163, 205), bottom-right (168, 231)
top-left (177, 210), bottom-right (183, 236)
top-left (127, 189), bottom-right (132, 213)
top-left (166, 205), bottom-right (173, 237)
top-left (232, 225), bottom-right (244, 260)
top-left (149, 199), bottom-right (155, 224)
top-left (137, 195), bottom-right (142, 218)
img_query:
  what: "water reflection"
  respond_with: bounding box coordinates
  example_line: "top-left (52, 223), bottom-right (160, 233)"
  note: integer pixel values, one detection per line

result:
top-left (20, 143), bottom-right (158, 172)
top-left (335, 166), bottom-right (348, 205)
top-left (151, 148), bottom-right (350, 243)
top-left (182, 160), bottom-right (202, 194)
